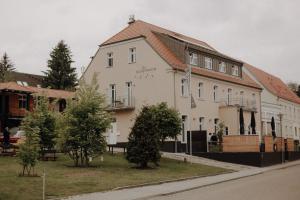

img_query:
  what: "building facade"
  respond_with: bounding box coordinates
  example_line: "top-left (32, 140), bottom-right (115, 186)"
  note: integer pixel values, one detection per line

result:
top-left (82, 19), bottom-right (263, 151)
top-left (244, 64), bottom-right (300, 148)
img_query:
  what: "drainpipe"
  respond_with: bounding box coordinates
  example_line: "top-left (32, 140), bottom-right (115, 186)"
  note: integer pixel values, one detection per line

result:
top-left (173, 69), bottom-right (178, 153)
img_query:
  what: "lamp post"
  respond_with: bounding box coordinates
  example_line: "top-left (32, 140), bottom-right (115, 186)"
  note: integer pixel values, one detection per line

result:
top-left (278, 113), bottom-right (284, 163)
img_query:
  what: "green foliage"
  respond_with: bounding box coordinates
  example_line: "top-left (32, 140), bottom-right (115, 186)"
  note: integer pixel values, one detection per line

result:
top-left (152, 102), bottom-right (182, 143)
top-left (19, 112), bottom-right (40, 176)
top-left (0, 52), bottom-right (15, 82)
top-left (33, 96), bottom-right (57, 153)
top-left (126, 106), bottom-right (161, 168)
top-left (59, 74), bottom-right (111, 167)
top-left (43, 40), bottom-right (77, 90)
top-left (217, 121), bottom-right (225, 143)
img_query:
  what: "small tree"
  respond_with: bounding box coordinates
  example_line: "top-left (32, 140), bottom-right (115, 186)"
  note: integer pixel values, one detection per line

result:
top-left (43, 40), bottom-right (77, 90)
top-left (152, 102), bottom-right (181, 144)
top-left (126, 106), bottom-right (161, 168)
top-left (19, 112), bottom-right (39, 176)
top-left (217, 122), bottom-right (225, 143)
top-left (0, 52), bottom-right (15, 82)
top-left (33, 96), bottom-right (57, 156)
top-left (59, 75), bottom-right (111, 167)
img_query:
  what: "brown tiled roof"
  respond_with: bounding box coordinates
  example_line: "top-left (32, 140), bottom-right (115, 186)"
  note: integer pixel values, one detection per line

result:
top-left (10, 71), bottom-right (44, 87)
top-left (244, 63), bottom-right (300, 104)
top-left (100, 20), bottom-right (261, 90)
top-left (0, 82), bottom-right (74, 99)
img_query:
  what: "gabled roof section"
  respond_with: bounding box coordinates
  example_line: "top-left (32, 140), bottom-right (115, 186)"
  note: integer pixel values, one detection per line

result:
top-left (100, 20), bottom-right (261, 90)
top-left (244, 63), bottom-right (300, 104)
top-left (10, 71), bottom-right (44, 87)
top-left (0, 82), bottom-right (75, 99)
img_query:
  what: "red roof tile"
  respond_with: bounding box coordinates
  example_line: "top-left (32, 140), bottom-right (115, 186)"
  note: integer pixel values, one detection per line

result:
top-left (101, 20), bottom-right (261, 90)
top-left (0, 82), bottom-right (74, 99)
top-left (244, 63), bottom-right (300, 104)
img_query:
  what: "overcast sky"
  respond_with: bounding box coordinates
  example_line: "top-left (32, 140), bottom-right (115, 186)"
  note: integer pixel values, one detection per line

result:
top-left (0, 0), bottom-right (299, 82)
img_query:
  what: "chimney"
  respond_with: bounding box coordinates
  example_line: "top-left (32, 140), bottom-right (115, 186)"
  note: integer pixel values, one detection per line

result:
top-left (128, 14), bottom-right (135, 25)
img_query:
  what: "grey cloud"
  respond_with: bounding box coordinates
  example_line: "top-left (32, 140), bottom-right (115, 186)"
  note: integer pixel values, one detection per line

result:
top-left (0, 0), bottom-right (299, 82)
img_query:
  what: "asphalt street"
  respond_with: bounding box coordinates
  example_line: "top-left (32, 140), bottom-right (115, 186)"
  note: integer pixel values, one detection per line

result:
top-left (147, 164), bottom-right (300, 200)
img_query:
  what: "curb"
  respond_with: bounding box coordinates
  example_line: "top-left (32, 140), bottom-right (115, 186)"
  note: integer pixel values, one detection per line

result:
top-left (136, 161), bottom-right (300, 200)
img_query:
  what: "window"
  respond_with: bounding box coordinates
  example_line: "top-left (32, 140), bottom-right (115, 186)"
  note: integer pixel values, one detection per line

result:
top-left (219, 62), bottom-right (226, 73)
top-left (227, 88), bottom-right (232, 105)
top-left (240, 91), bottom-right (244, 105)
top-left (109, 84), bottom-right (116, 106)
top-left (213, 85), bottom-right (218, 102)
top-left (198, 82), bottom-right (203, 98)
top-left (181, 78), bottom-right (188, 97)
top-left (189, 52), bottom-right (198, 65)
top-left (107, 52), bottom-right (113, 67)
top-left (18, 94), bottom-right (27, 109)
top-left (232, 65), bottom-right (239, 76)
top-left (129, 48), bottom-right (136, 63)
top-left (182, 116), bottom-right (187, 142)
top-left (199, 117), bottom-right (205, 131)
top-left (125, 82), bottom-right (132, 106)
top-left (204, 57), bottom-right (212, 70)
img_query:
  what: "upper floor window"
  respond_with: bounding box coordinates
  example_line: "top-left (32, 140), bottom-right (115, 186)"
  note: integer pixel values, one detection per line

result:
top-left (199, 117), bottom-right (205, 131)
top-left (189, 52), bottom-right (198, 66)
top-left (198, 82), bottom-right (204, 99)
top-left (219, 62), bottom-right (226, 73)
top-left (18, 94), bottom-right (27, 109)
top-left (129, 48), bottom-right (136, 63)
top-left (109, 84), bottom-right (116, 106)
top-left (181, 78), bottom-right (188, 97)
top-left (232, 65), bottom-right (239, 76)
top-left (204, 57), bottom-right (213, 70)
top-left (107, 52), bottom-right (113, 67)
top-left (227, 88), bottom-right (232, 104)
top-left (213, 85), bottom-right (218, 102)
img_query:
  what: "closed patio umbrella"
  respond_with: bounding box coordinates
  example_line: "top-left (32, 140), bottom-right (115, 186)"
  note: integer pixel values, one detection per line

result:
top-left (250, 111), bottom-right (256, 134)
top-left (271, 116), bottom-right (276, 138)
top-left (239, 108), bottom-right (245, 135)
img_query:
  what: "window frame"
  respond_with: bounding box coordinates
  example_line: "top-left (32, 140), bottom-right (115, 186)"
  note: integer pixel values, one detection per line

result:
top-left (107, 52), bottom-right (113, 67)
top-left (18, 94), bottom-right (27, 109)
top-left (181, 78), bottom-right (188, 97)
top-left (198, 82), bottom-right (204, 99)
top-left (232, 65), bottom-right (239, 76)
top-left (204, 57), bottom-right (213, 70)
top-left (129, 47), bottom-right (136, 64)
top-left (219, 61), bottom-right (226, 73)
top-left (213, 85), bottom-right (218, 102)
top-left (189, 52), bottom-right (198, 66)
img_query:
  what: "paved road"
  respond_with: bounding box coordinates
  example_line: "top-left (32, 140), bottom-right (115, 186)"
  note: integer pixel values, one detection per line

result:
top-left (147, 164), bottom-right (300, 200)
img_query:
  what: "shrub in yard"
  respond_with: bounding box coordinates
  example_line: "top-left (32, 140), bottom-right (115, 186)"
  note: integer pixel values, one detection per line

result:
top-left (59, 74), bottom-right (111, 167)
top-left (152, 102), bottom-right (182, 144)
top-left (20, 96), bottom-right (57, 159)
top-left (126, 106), bottom-right (161, 168)
top-left (19, 113), bottom-right (40, 176)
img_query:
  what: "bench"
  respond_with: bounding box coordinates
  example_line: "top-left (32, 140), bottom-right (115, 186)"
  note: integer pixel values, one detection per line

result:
top-left (39, 150), bottom-right (57, 161)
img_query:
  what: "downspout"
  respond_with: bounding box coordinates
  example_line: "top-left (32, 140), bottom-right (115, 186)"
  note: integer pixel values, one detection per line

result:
top-left (173, 69), bottom-right (177, 153)
top-left (259, 90), bottom-right (263, 143)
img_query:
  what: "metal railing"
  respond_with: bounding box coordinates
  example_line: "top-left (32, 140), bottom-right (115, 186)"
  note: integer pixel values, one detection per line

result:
top-left (219, 97), bottom-right (257, 111)
top-left (107, 95), bottom-right (135, 111)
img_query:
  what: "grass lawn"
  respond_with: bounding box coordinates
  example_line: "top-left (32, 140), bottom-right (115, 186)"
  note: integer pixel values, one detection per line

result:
top-left (0, 153), bottom-right (230, 200)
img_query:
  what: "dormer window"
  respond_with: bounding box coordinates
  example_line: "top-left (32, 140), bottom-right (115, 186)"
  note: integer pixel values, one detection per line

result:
top-left (107, 52), bottom-right (113, 67)
top-left (232, 65), bottom-right (239, 76)
top-left (205, 57), bottom-right (212, 70)
top-left (189, 52), bottom-right (198, 66)
top-left (219, 62), bottom-right (226, 73)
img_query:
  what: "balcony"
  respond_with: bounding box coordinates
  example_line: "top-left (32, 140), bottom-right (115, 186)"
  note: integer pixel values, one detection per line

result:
top-left (106, 95), bottom-right (135, 111)
top-left (219, 97), bottom-right (257, 112)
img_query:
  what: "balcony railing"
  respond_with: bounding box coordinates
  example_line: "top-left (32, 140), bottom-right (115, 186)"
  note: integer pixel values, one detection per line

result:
top-left (219, 97), bottom-right (257, 111)
top-left (106, 95), bottom-right (135, 111)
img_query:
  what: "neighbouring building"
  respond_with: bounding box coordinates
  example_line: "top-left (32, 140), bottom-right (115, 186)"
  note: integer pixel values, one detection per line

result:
top-left (244, 63), bottom-right (300, 151)
top-left (0, 81), bottom-right (74, 133)
top-left (82, 19), bottom-right (263, 152)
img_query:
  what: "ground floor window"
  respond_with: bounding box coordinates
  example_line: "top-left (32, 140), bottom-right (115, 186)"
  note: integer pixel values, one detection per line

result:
top-left (18, 94), bottom-right (27, 109)
top-left (182, 115), bottom-right (187, 142)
